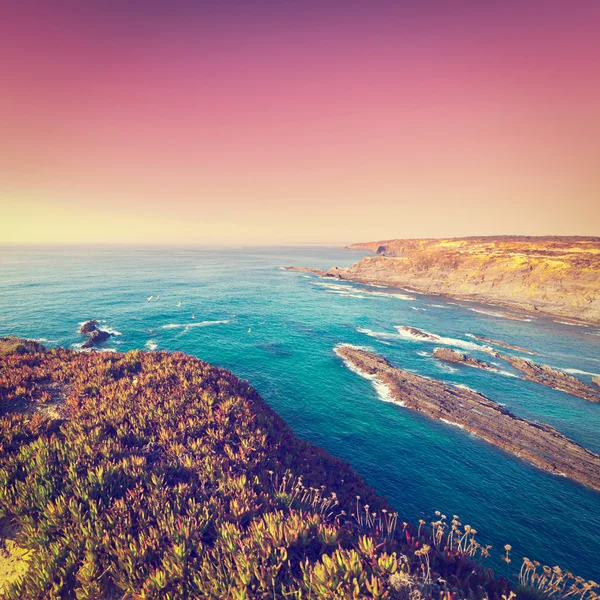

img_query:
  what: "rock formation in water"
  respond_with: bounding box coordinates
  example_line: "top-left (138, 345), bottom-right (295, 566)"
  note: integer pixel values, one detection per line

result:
top-left (288, 236), bottom-right (600, 324)
top-left (497, 355), bottom-right (600, 403)
top-left (469, 335), bottom-right (537, 355)
top-left (79, 320), bottom-right (99, 334)
top-left (432, 348), bottom-right (497, 371)
top-left (335, 345), bottom-right (600, 492)
top-left (79, 320), bottom-right (113, 348)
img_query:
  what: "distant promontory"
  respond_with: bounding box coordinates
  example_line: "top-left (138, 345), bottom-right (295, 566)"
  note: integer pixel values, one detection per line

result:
top-left (287, 236), bottom-right (600, 324)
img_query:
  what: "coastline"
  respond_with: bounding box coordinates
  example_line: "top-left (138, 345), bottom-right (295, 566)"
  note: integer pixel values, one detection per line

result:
top-left (284, 266), bottom-right (599, 327)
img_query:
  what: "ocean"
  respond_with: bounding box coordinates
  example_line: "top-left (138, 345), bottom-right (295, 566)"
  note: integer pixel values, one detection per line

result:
top-left (1, 244), bottom-right (599, 580)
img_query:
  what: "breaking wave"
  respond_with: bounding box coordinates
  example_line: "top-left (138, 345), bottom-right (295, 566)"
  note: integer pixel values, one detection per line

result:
top-left (334, 344), bottom-right (403, 406)
top-left (394, 326), bottom-right (493, 353)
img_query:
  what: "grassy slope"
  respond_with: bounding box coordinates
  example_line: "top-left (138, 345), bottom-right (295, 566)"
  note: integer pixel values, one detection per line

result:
top-left (0, 344), bottom-right (514, 599)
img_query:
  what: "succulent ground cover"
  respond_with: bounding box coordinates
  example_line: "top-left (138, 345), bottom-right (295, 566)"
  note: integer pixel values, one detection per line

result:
top-left (0, 343), bottom-right (594, 599)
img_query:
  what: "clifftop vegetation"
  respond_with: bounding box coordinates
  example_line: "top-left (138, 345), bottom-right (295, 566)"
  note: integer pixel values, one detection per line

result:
top-left (0, 342), bottom-right (594, 599)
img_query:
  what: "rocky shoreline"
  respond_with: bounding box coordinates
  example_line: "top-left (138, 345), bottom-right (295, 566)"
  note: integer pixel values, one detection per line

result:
top-left (336, 345), bottom-right (600, 493)
top-left (286, 236), bottom-right (600, 325)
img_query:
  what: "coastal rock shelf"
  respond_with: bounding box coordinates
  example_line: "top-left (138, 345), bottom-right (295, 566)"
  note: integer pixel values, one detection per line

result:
top-left (335, 345), bottom-right (600, 493)
top-left (432, 347), bottom-right (497, 371)
top-left (287, 236), bottom-right (600, 324)
top-left (497, 355), bottom-right (600, 403)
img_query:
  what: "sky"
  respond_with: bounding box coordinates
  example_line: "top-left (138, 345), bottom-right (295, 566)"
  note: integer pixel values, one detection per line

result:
top-left (1, 0), bottom-right (599, 245)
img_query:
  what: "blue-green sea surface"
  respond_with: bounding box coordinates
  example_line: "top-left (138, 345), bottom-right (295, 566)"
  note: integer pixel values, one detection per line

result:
top-left (1, 245), bottom-right (599, 580)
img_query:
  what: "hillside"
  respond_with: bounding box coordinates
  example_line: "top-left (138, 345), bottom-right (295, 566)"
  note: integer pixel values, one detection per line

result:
top-left (0, 341), bottom-right (517, 599)
top-left (335, 237), bottom-right (600, 324)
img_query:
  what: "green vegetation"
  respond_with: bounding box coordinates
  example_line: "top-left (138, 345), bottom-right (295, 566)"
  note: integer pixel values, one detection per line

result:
top-left (0, 343), bottom-right (596, 599)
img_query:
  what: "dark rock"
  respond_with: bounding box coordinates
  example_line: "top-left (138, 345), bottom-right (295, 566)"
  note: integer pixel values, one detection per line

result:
top-left (81, 328), bottom-right (112, 349)
top-left (432, 347), bottom-right (497, 371)
top-left (80, 320), bottom-right (99, 334)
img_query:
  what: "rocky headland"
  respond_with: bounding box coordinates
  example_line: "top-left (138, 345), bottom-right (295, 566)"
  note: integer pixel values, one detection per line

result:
top-left (79, 320), bottom-right (113, 349)
top-left (432, 347), bottom-right (497, 371)
top-left (335, 345), bottom-right (600, 492)
top-left (287, 236), bottom-right (600, 324)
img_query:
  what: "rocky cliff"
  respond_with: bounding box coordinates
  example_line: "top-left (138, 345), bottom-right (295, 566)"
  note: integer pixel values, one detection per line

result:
top-left (329, 236), bottom-right (600, 324)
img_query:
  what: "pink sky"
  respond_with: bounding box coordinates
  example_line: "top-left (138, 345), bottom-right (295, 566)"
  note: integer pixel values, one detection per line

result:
top-left (1, 1), bottom-right (599, 244)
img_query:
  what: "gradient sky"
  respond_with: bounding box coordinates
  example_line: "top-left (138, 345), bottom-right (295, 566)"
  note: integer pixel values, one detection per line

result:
top-left (1, 1), bottom-right (599, 244)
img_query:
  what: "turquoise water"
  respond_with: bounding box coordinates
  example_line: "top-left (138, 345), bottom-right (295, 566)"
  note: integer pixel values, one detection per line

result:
top-left (1, 245), bottom-right (599, 580)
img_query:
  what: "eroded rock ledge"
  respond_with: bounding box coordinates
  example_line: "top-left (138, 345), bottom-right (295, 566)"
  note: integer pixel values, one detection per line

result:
top-left (497, 355), bottom-right (600, 403)
top-left (432, 347), bottom-right (497, 371)
top-left (335, 345), bottom-right (600, 492)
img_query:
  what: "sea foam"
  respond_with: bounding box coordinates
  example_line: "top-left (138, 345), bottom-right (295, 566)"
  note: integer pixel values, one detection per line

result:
top-left (334, 344), bottom-right (404, 407)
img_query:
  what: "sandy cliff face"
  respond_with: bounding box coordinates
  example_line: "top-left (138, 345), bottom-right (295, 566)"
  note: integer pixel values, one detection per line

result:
top-left (334, 237), bottom-right (600, 324)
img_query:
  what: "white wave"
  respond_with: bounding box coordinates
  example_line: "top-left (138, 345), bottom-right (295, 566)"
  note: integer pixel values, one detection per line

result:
top-left (311, 282), bottom-right (356, 291)
top-left (161, 320), bottom-right (230, 330)
top-left (426, 304), bottom-right (449, 309)
top-left (416, 351), bottom-right (429, 357)
top-left (334, 344), bottom-right (404, 406)
top-left (363, 290), bottom-right (414, 300)
top-left (356, 327), bottom-right (401, 341)
top-left (440, 418), bottom-right (465, 430)
top-left (394, 326), bottom-right (493, 353)
top-left (325, 290), bottom-right (367, 299)
top-left (497, 370), bottom-right (520, 378)
top-left (145, 339), bottom-right (158, 351)
top-left (554, 321), bottom-right (589, 327)
top-left (411, 306), bottom-right (427, 311)
top-left (436, 363), bottom-right (458, 374)
top-left (584, 331), bottom-right (600, 337)
top-left (454, 383), bottom-right (477, 393)
top-left (561, 368), bottom-right (600, 377)
top-left (468, 308), bottom-right (532, 322)
top-left (311, 280), bottom-right (414, 300)
top-left (103, 327), bottom-right (122, 336)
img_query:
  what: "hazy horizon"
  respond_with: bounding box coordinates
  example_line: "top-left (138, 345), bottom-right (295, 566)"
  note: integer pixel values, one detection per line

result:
top-left (2, 1), bottom-right (599, 244)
